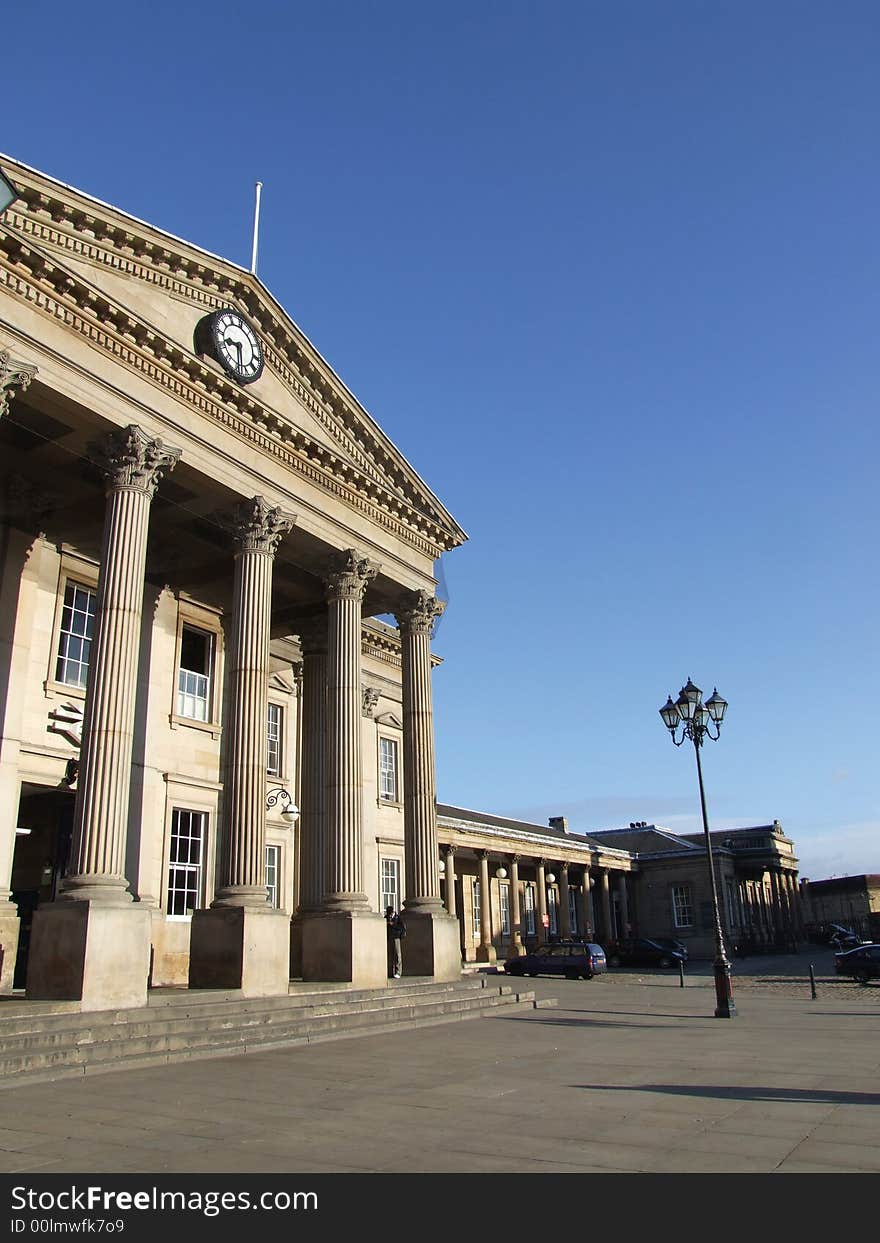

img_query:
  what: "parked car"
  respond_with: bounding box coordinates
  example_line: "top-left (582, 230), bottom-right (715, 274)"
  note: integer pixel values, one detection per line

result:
top-left (650, 937), bottom-right (689, 961)
top-left (504, 941), bottom-right (607, 980)
top-left (834, 943), bottom-right (880, 984)
top-left (606, 938), bottom-right (687, 969)
top-left (828, 925), bottom-right (867, 950)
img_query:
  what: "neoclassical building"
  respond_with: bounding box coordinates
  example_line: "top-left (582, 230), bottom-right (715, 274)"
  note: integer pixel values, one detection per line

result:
top-left (434, 809), bottom-right (804, 961)
top-left (0, 155), bottom-right (465, 1010)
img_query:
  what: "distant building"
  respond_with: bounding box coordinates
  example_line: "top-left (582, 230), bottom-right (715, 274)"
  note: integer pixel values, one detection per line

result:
top-left (799, 875), bottom-right (880, 941)
top-left (436, 809), bottom-right (803, 961)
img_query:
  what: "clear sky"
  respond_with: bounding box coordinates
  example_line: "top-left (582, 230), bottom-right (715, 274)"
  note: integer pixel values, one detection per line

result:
top-left (4, 2), bottom-right (877, 880)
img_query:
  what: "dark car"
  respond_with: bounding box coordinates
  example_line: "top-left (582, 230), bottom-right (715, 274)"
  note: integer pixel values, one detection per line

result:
top-left (650, 937), bottom-right (689, 961)
top-left (606, 938), bottom-right (687, 969)
top-left (828, 924), bottom-right (866, 950)
top-left (504, 941), bottom-right (607, 980)
top-left (834, 943), bottom-right (880, 984)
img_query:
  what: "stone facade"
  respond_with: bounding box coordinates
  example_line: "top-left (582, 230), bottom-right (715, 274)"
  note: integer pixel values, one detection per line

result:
top-left (0, 157), bottom-right (464, 1005)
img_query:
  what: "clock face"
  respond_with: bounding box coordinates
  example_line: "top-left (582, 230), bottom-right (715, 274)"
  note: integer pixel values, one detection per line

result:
top-left (209, 309), bottom-right (264, 384)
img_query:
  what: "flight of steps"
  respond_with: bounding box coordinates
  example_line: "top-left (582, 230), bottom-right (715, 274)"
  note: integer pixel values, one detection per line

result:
top-left (0, 974), bottom-right (549, 1086)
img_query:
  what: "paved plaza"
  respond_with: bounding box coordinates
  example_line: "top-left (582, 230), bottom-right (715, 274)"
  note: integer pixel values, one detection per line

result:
top-left (0, 949), bottom-right (877, 1175)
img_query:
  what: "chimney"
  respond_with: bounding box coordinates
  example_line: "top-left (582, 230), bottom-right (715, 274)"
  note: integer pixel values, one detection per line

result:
top-left (549, 816), bottom-right (569, 834)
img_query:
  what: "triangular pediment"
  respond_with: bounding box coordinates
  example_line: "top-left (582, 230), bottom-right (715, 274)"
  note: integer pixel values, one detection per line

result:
top-left (375, 711), bottom-right (402, 728)
top-left (0, 155), bottom-right (467, 555)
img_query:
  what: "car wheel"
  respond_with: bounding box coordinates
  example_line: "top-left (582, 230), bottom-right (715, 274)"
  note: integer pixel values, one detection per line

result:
top-left (565, 969), bottom-right (579, 980)
top-left (855, 969), bottom-right (871, 985)
top-left (584, 972), bottom-right (593, 980)
top-left (608, 955), bottom-right (621, 967)
top-left (659, 957), bottom-right (673, 969)
top-left (528, 971), bottom-right (539, 977)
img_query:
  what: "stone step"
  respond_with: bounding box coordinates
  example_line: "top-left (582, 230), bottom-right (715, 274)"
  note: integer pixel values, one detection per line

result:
top-left (0, 980), bottom-right (537, 1086)
top-left (0, 976), bottom-right (491, 1035)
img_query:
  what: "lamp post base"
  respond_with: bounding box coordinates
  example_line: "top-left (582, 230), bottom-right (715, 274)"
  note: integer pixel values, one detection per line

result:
top-left (713, 958), bottom-right (737, 1018)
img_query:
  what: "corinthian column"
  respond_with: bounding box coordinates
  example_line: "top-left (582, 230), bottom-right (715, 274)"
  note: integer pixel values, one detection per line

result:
top-left (215, 498), bottom-right (294, 904)
top-left (189, 497), bottom-right (295, 997)
top-left (395, 590), bottom-right (445, 913)
top-left (295, 616), bottom-right (328, 915)
top-left (509, 855), bottom-right (524, 954)
top-left (323, 549), bottom-right (378, 908)
top-left (301, 550), bottom-right (388, 986)
top-left (0, 348), bottom-right (37, 418)
top-left (27, 425), bottom-right (181, 1009)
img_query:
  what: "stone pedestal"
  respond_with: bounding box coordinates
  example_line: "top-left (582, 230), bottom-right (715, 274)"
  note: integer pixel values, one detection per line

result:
top-left (188, 906), bottom-right (290, 996)
top-left (0, 906), bottom-right (20, 992)
top-left (26, 901), bottom-right (151, 1010)
top-left (402, 910), bottom-right (461, 980)
top-left (301, 910), bottom-right (387, 987)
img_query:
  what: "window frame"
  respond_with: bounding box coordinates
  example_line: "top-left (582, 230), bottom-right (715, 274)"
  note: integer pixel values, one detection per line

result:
top-left (378, 734), bottom-right (400, 804)
top-left (500, 881), bottom-right (510, 936)
top-left (672, 884), bottom-right (695, 929)
top-left (472, 878), bottom-right (481, 937)
top-left (380, 856), bottom-right (401, 914)
top-left (45, 556), bottom-right (101, 701)
top-left (265, 843), bottom-right (281, 909)
top-left (170, 600), bottom-right (223, 738)
top-left (165, 807), bottom-right (207, 922)
top-left (266, 701), bottom-right (284, 778)
top-left (524, 883), bottom-right (536, 935)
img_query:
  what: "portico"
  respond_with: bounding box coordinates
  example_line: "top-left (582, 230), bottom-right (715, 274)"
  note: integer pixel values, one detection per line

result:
top-left (0, 155), bottom-right (466, 1008)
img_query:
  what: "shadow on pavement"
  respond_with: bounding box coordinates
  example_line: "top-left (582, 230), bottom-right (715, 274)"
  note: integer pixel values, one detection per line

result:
top-left (573, 1083), bottom-right (880, 1106)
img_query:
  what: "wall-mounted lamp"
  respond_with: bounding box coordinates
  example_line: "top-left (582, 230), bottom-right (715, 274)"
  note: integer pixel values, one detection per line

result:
top-left (438, 858), bottom-right (445, 875)
top-left (546, 872), bottom-right (556, 884)
top-left (266, 786), bottom-right (299, 823)
top-left (495, 866), bottom-right (508, 880)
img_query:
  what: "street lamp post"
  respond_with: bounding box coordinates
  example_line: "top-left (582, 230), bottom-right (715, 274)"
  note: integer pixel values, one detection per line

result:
top-left (659, 678), bottom-right (735, 1018)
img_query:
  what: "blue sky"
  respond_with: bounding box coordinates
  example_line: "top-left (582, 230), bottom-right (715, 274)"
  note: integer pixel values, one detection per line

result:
top-left (4, 2), bottom-right (878, 879)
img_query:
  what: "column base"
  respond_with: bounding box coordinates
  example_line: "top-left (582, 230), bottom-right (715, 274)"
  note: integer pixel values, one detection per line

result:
top-left (401, 910), bottom-right (462, 980)
top-left (0, 903), bottom-right (20, 993)
top-left (301, 909), bottom-right (387, 987)
top-left (188, 906), bottom-right (290, 997)
top-left (476, 942), bottom-right (497, 964)
top-left (26, 901), bottom-right (151, 1011)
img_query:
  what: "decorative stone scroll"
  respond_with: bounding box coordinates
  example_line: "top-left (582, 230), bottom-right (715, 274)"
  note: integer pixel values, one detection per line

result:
top-left (361, 686), bottom-right (381, 718)
top-left (91, 424), bottom-right (181, 497)
top-left (0, 348), bottom-right (37, 418)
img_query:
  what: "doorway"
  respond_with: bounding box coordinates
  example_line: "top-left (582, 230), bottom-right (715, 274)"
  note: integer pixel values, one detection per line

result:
top-left (10, 784), bottom-right (75, 987)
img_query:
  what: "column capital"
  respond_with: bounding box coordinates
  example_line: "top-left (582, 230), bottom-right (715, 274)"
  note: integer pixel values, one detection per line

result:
top-left (225, 495), bottom-right (294, 557)
top-left (444, 843), bottom-right (457, 857)
top-left (475, 849), bottom-right (489, 861)
top-left (508, 853), bottom-right (521, 865)
top-left (560, 861), bottom-right (570, 874)
top-left (325, 548), bottom-right (379, 602)
top-left (395, 589), bottom-right (446, 635)
top-left (0, 347), bottom-right (37, 417)
top-left (92, 424), bottom-right (181, 497)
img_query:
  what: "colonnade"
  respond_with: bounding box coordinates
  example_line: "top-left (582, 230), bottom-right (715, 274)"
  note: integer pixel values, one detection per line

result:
top-left (440, 845), bottom-right (632, 959)
top-left (25, 423), bottom-right (455, 1009)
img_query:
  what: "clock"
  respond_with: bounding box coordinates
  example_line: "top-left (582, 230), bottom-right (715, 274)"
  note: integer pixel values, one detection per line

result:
top-left (198, 308), bottom-right (264, 384)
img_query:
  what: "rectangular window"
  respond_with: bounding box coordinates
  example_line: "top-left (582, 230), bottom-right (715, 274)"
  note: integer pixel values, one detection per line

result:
top-left (672, 885), bottom-right (694, 929)
top-left (177, 626), bottom-right (213, 721)
top-left (167, 808), bottom-right (205, 919)
top-left (266, 844), bottom-right (280, 908)
top-left (472, 879), bottom-right (481, 936)
top-left (267, 704), bottom-right (283, 777)
top-left (55, 582), bottom-right (97, 688)
top-left (725, 878), bottom-right (738, 930)
top-left (524, 883), bottom-right (536, 935)
top-left (568, 889), bottom-right (579, 935)
top-left (379, 737), bottom-right (398, 801)
top-left (548, 888), bottom-right (558, 936)
top-left (380, 857), bottom-right (400, 913)
top-left (500, 882), bottom-right (510, 936)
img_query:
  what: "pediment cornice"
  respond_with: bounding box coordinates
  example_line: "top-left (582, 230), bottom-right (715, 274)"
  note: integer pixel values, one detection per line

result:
top-left (0, 161), bottom-right (467, 556)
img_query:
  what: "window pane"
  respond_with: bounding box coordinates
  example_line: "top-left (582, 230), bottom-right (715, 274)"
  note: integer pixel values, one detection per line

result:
top-left (267, 704), bottom-right (282, 777)
top-left (380, 737), bottom-right (398, 801)
top-left (177, 628), bottom-right (212, 720)
top-left (167, 809), bottom-right (206, 918)
top-left (56, 582), bottom-right (96, 687)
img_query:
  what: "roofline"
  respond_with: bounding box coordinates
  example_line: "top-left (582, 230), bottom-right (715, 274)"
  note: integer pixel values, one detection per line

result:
top-left (0, 152), bottom-right (468, 547)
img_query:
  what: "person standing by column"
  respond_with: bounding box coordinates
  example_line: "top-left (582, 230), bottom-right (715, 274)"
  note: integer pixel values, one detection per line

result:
top-left (386, 905), bottom-right (406, 978)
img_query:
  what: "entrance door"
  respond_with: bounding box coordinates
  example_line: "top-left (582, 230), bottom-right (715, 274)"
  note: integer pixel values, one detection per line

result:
top-left (10, 785), bottom-right (75, 986)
